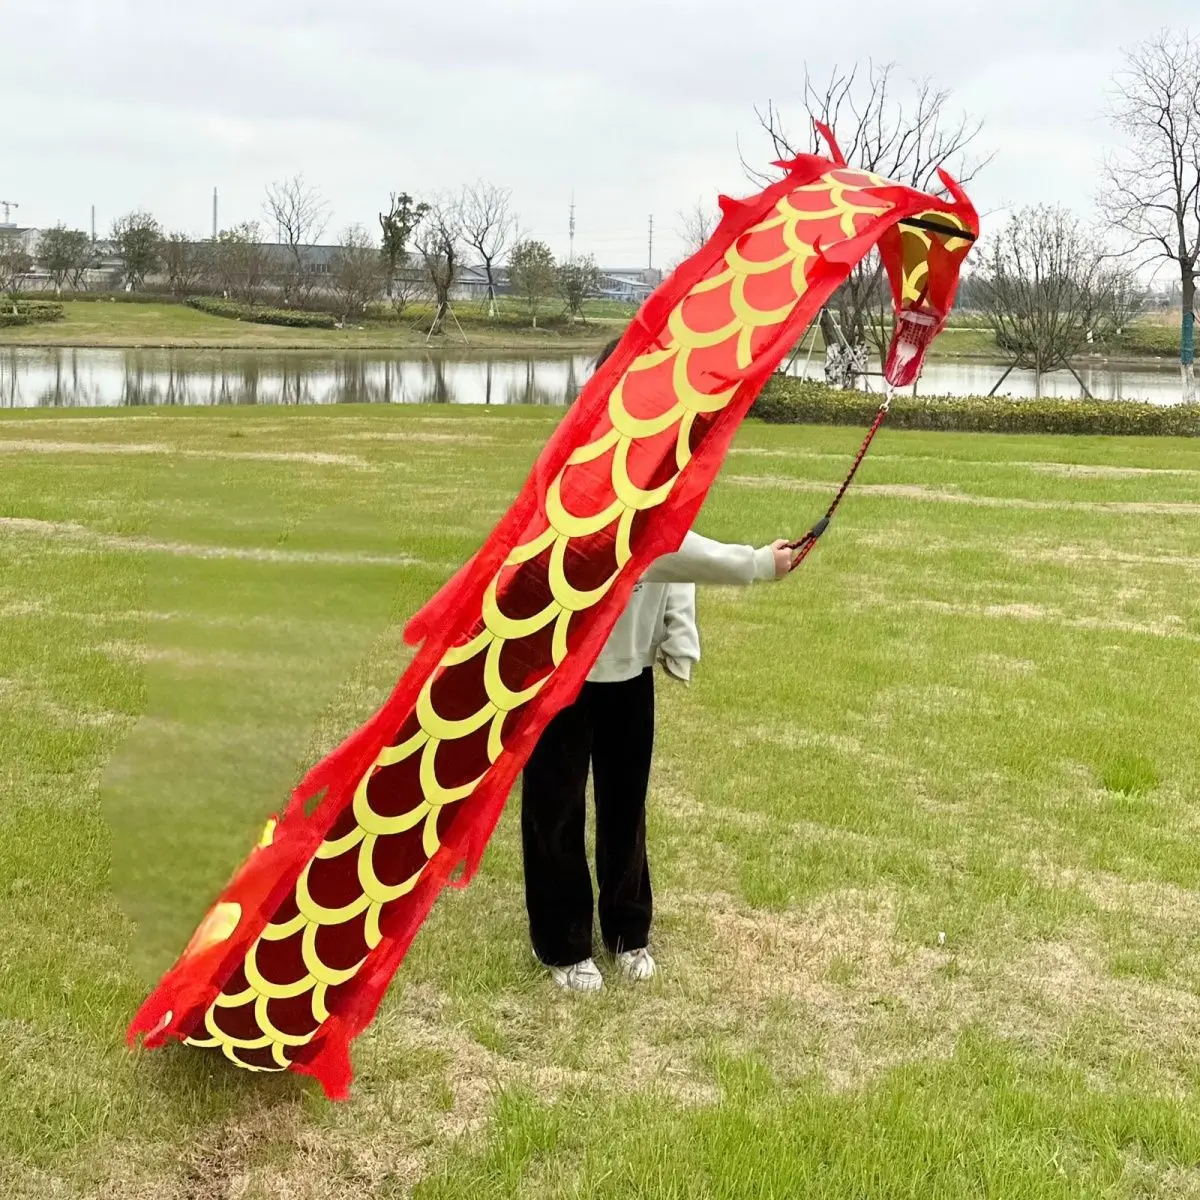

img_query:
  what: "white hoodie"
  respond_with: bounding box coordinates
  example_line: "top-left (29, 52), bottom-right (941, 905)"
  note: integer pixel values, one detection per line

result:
top-left (587, 532), bottom-right (778, 685)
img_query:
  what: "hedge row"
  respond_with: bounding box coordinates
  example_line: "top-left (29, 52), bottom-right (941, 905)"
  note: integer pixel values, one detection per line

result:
top-left (1112, 324), bottom-right (1180, 356)
top-left (15, 290), bottom-right (187, 306)
top-left (751, 378), bottom-right (1200, 438)
top-left (187, 297), bottom-right (337, 329)
top-left (0, 300), bottom-right (66, 327)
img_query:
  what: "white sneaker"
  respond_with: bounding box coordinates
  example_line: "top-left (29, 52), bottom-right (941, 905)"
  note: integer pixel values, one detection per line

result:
top-left (616, 947), bottom-right (656, 981)
top-left (548, 958), bottom-right (604, 993)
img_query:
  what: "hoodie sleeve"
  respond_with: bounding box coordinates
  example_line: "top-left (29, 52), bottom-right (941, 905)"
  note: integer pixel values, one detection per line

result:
top-left (658, 583), bottom-right (699, 683)
top-left (642, 531), bottom-right (777, 585)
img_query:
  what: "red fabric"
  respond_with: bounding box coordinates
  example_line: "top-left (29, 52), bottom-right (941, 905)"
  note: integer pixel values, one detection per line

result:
top-left (128, 150), bottom-right (979, 1098)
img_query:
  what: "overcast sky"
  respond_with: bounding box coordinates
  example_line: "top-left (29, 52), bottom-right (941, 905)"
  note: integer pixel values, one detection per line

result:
top-left (3, 1), bottom-right (1195, 265)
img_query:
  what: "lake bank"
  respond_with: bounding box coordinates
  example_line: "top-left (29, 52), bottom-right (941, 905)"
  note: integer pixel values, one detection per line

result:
top-left (1, 345), bottom-right (1189, 408)
top-left (0, 302), bottom-right (1182, 370)
top-left (0, 300), bottom-right (624, 353)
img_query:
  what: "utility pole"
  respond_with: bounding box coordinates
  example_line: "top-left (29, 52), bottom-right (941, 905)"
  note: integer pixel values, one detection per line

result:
top-left (0, 200), bottom-right (18, 225)
top-left (212, 188), bottom-right (219, 240)
top-left (568, 192), bottom-right (576, 264)
top-left (648, 214), bottom-right (654, 271)
top-left (91, 206), bottom-right (96, 244)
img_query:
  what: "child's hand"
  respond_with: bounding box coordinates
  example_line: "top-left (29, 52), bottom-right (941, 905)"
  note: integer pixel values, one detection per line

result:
top-left (770, 539), bottom-right (793, 579)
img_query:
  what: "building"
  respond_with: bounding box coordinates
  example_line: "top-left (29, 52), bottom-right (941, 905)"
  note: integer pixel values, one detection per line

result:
top-left (0, 223), bottom-right (41, 254)
top-left (596, 267), bottom-right (662, 303)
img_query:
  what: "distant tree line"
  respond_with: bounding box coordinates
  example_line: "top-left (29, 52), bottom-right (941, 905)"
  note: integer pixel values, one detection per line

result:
top-left (0, 175), bottom-right (606, 330)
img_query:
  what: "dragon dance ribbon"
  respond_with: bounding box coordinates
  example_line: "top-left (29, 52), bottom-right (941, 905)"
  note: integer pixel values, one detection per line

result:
top-left (128, 136), bottom-right (979, 1099)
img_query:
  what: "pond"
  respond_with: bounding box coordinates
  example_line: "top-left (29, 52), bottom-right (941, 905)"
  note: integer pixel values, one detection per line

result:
top-left (0, 346), bottom-right (1188, 409)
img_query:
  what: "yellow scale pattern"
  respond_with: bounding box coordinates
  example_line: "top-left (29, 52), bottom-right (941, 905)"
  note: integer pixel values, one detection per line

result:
top-left (187, 169), bottom-right (952, 1071)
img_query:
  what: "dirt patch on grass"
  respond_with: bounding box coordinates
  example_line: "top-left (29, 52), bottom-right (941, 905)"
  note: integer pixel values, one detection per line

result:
top-left (0, 439), bottom-right (174, 456)
top-left (976, 652), bottom-right (1039, 675)
top-left (0, 440), bottom-right (367, 467)
top-left (1031, 545), bottom-right (1200, 573)
top-left (0, 676), bottom-right (129, 731)
top-left (682, 889), bottom-right (967, 1089)
top-left (0, 518), bottom-right (420, 567)
top-left (858, 595), bottom-right (1198, 642)
top-left (338, 431), bottom-right (495, 445)
top-left (0, 601), bottom-right (180, 624)
top-left (679, 887), bottom-right (1200, 1095)
top-left (1024, 462), bottom-right (1200, 479)
top-left (97, 643), bottom-right (312, 674)
top-left (1026, 860), bottom-right (1200, 926)
top-left (727, 475), bottom-right (1200, 516)
top-left (0, 414), bottom-right (170, 428)
top-left (727, 447), bottom-right (849, 461)
top-left (199, 449), bottom-right (367, 467)
top-left (998, 939), bottom-right (1200, 1081)
top-left (730, 717), bottom-right (917, 782)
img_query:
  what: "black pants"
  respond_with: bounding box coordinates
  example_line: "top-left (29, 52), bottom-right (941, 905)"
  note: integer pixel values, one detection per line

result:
top-left (521, 668), bottom-right (655, 967)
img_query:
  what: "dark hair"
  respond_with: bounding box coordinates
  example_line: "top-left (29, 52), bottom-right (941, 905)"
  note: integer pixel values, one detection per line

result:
top-left (594, 336), bottom-right (623, 370)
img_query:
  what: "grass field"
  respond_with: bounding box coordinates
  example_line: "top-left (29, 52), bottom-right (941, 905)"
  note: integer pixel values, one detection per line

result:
top-left (3, 405), bottom-right (1200, 1197)
top-left (0, 299), bottom-right (1182, 364)
top-left (0, 300), bottom-right (628, 352)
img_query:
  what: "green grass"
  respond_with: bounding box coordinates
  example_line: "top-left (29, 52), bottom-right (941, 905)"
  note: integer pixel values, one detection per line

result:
top-left (0, 299), bottom-right (624, 351)
top-left (3, 407), bottom-right (1200, 1196)
top-left (1, 298), bottom-right (1183, 366)
top-left (418, 1035), bottom-right (1200, 1199)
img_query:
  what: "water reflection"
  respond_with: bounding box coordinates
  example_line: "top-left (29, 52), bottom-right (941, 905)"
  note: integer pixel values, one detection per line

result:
top-left (0, 346), bottom-right (1185, 409)
top-left (779, 356), bottom-right (1184, 406)
top-left (0, 348), bottom-right (589, 409)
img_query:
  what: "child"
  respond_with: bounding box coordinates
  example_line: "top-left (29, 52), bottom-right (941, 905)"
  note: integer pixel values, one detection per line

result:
top-left (520, 339), bottom-right (792, 991)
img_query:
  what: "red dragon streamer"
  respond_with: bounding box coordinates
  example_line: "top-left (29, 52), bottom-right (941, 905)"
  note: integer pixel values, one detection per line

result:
top-left (129, 139), bottom-right (979, 1099)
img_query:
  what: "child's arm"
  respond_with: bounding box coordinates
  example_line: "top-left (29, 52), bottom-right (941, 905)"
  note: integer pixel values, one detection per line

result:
top-left (659, 583), bottom-right (699, 683)
top-left (642, 531), bottom-right (791, 586)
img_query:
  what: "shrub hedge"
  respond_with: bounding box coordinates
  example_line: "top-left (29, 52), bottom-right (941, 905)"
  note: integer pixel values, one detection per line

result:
top-left (0, 300), bottom-right (66, 327)
top-left (187, 297), bottom-right (337, 329)
top-left (752, 377), bottom-right (1200, 438)
top-left (1112, 324), bottom-right (1180, 357)
top-left (19, 290), bottom-right (185, 305)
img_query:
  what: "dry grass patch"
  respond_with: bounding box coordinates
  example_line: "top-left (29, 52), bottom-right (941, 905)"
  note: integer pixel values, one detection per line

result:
top-left (728, 473), bottom-right (1200, 515)
top-left (0, 519), bottom-right (422, 568)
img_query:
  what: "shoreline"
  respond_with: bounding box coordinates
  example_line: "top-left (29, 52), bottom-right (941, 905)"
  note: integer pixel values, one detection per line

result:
top-left (0, 335), bottom-right (1180, 370)
top-left (0, 337), bottom-right (615, 353)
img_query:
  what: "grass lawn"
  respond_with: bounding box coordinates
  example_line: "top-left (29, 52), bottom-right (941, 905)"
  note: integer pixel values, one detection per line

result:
top-left (0, 301), bottom-right (625, 352)
top-left (3, 405), bottom-right (1200, 1197)
top-left (2, 301), bottom-right (1181, 368)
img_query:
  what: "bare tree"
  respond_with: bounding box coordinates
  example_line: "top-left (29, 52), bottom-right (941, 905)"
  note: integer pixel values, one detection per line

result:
top-left (386, 261), bottom-right (426, 316)
top-left (751, 61), bottom-right (987, 383)
top-left (1102, 29), bottom-right (1200, 401)
top-left (415, 199), bottom-right (463, 335)
top-left (330, 225), bottom-right (384, 322)
top-left (558, 253), bottom-right (600, 322)
top-left (162, 232), bottom-right (203, 296)
top-left (978, 206), bottom-right (1115, 397)
top-left (0, 233), bottom-right (32, 296)
top-left (460, 181), bottom-right (519, 315)
top-left (209, 223), bottom-right (268, 304)
top-left (37, 224), bottom-right (92, 293)
top-left (1095, 267), bottom-right (1147, 341)
top-left (69, 232), bottom-right (94, 291)
top-left (379, 191), bottom-right (429, 312)
top-left (509, 239), bottom-right (558, 327)
top-left (110, 211), bottom-right (163, 290)
top-left (675, 198), bottom-right (718, 260)
top-left (263, 175), bottom-right (330, 305)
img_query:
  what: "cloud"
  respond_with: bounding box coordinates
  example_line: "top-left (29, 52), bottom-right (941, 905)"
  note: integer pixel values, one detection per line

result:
top-left (3, 0), bottom-right (1193, 263)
